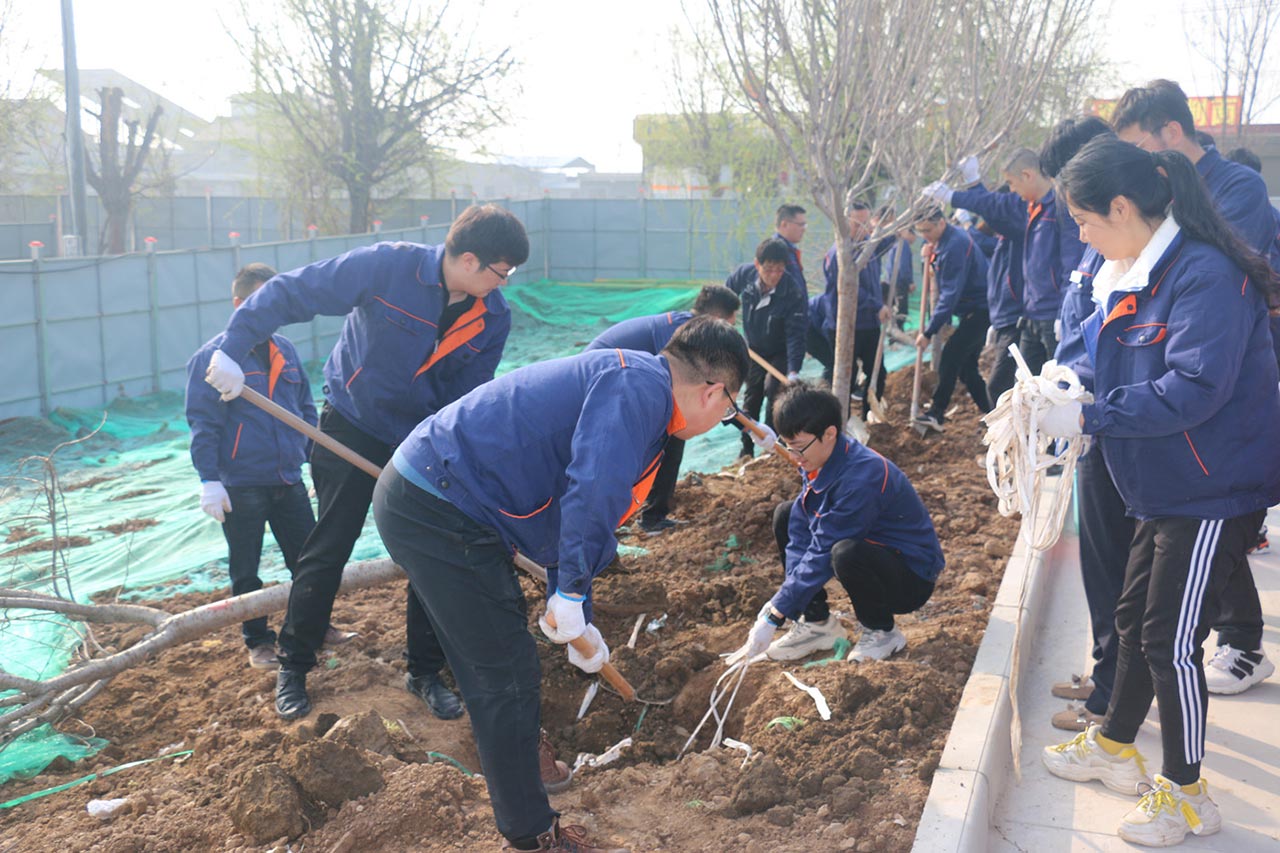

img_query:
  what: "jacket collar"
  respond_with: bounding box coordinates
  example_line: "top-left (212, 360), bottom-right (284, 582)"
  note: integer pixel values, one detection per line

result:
top-left (803, 434), bottom-right (854, 494)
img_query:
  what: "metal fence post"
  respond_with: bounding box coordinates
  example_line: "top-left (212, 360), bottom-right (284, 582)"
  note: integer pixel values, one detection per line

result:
top-left (420, 214), bottom-right (430, 243)
top-left (145, 236), bottom-right (161, 392)
top-left (450, 190), bottom-right (457, 222)
top-left (639, 190), bottom-right (648, 279)
top-left (542, 191), bottom-right (551, 280)
top-left (30, 241), bottom-right (50, 416)
top-left (229, 231), bottom-right (242, 272)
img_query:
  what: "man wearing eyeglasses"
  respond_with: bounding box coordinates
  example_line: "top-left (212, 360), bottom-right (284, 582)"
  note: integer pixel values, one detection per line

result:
top-left (205, 204), bottom-right (529, 723)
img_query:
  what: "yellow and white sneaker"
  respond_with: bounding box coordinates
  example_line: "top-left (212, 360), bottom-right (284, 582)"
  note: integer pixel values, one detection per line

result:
top-left (1041, 723), bottom-right (1149, 795)
top-left (1119, 775), bottom-right (1221, 847)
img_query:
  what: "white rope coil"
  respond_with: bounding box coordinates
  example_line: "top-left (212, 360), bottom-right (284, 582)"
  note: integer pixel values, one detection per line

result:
top-left (982, 345), bottom-right (1092, 552)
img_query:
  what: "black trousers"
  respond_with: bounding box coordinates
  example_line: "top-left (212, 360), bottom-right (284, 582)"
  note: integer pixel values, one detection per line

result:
top-left (806, 327), bottom-right (834, 384)
top-left (1075, 441), bottom-right (1133, 716)
top-left (852, 326), bottom-right (886, 417)
top-left (740, 351), bottom-right (787, 456)
top-left (930, 312), bottom-right (992, 420)
top-left (1101, 510), bottom-right (1264, 785)
top-left (373, 466), bottom-right (556, 844)
top-left (1017, 317), bottom-right (1058, 377)
top-left (773, 501), bottom-right (934, 630)
top-left (640, 437), bottom-right (685, 525)
top-left (277, 403), bottom-right (445, 677)
top-left (1212, 560), bottom-right (1265, 651)
top-left (985, 324), bottom-right (1020, 405)
top-left (222, 482), bottom-right (315, 649)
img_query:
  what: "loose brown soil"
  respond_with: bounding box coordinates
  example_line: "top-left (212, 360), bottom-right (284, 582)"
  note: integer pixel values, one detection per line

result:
top-left (1, 535), bottom-right (93, 558)
top-left (97, 519), bottom-right (160, 536)
top-left (0, 371), bottom-right (1016, 853)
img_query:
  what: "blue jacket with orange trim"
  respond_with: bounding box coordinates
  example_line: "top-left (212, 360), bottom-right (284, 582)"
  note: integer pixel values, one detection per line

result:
top-left (770, 435), bottom-right (944, 619)
top-left (186, 332), bottom-right (316, 487)
top-left (950, 184), bottom-right (1027, 330)
top-left (1054, 247), bottom-right (1105, 391)
top-left (217, 242), bottom-right (510, 446)
top-left (1080, 234), bottom-right (1280, 519)
top-left (772, 231), bottom-right (805, 287)
top-left (923, 224), bottom-right (989, 338)
top-left (1017, 188), bottom-right (1079, 321)
top-left (583, 310), bottom-right (693, 354)
top-left (725, 262), bottom-right (807, 372)
top-left (822, 241), bottom-right (886, 332)
top-left (392, 348), bottom-right (681, 620)
top-left (1198, 149), bottom-right (1276, 256)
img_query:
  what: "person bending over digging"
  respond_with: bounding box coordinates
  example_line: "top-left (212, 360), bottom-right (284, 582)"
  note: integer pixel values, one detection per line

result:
top-left (185, 263), bottom-right (317, 671)
top-left (371, 316), bottom-right (749, 853)
top-left (204, 204), bottom-right (529, 724)
top-left (739, 383), bottom-right (945, 664)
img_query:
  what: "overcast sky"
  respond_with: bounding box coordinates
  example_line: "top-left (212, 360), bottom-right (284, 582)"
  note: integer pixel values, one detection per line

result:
top-left (8, 0), bottom-right (1279, 173)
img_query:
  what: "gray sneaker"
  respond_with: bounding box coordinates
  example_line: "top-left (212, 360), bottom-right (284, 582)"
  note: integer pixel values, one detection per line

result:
top-left (248, 644), bottom-right (279, 670)
top-left (766, 617), bottom-right (847, 661)
top-left (848, 627), bottom-right (906, 662)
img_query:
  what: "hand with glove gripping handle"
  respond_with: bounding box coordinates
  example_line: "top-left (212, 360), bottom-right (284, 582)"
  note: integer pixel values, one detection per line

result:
top-left (539, 589), bottom-right (587, 643)
top-left (205, 350), bottom-right (246, 401)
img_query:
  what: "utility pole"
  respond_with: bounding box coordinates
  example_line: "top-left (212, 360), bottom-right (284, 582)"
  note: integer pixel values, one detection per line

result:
top-left (60, 0), bottom-right (88, 257)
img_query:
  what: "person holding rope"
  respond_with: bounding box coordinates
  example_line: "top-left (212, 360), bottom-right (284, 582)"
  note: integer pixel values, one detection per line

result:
top-left (725, 238), bottom-right (807, 459)
top-left (911, 208), bottom-right (992, 432)
top-left (204, 205), bottom-right (528, 723)
top-left (372, 317), bottom-right (748, 853)
top-left (739, 382), bottom-right (944, 663)
top-left (583, 284), bottom-right (740, 534)
top-left (1040, 135), bottom-right (1280, 847)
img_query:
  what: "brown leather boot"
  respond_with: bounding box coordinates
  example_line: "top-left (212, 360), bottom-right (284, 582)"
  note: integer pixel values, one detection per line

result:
top-left (503, 819), bottom-right (630, 852)
top-left (539, 729), bottom-right (572, 793)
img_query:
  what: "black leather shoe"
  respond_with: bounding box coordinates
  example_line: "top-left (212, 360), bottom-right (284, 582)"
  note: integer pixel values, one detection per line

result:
top-left (275, 669), bottom-right (312, 720)
top-left (405, 672), bottom-right (464, 720)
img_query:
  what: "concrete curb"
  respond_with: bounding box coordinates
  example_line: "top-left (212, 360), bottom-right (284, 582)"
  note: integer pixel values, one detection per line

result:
top-left (911, 477), bottom-right (1069, 853)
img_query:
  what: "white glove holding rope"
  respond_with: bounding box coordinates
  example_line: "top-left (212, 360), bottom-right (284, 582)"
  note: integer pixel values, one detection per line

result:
top-left (206, 350), bottom-right (245, 401)
top-left (199, 481), bottom-right (232, 523)
top-left (1039, 400), bottom-right (1082, 437)
top-left (567, 624), bottom-right (610, 674)
top-left (539, 589), bottom-right (587, 643)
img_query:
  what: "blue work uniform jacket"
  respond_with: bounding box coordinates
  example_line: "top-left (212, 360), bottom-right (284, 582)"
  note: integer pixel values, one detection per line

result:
top-left (1080, 234), bottom-right (1280, 519)
top-left (584, 311), bottom-right (692, 354)
top-left (970, 229), bottom-right (997, 258)
top-left (886, 238), bottom-right (914, 292)
top-left (950, 184), bottom-right (1026, 330)
top-left (772, 231), bottom-right (805, 287)
top-left (1197, 149), bottom-right (1276, 256)
top-left (923, 224), bottom-right (989, 338)
top-left (218, 242), bottom-right (511, 447)
top-left (725, 262), bottom-right (807, 372)
top-left (823, 241), bottom-right (886, 332)
top-left (771, 436), bottom-right (944, 619)
top-left (186, 333), bottom-right (315, 487)
top-left (1054, 247), bottom-right (1105, 392)
top-left (1016, 188), bottom-right (1082, 322)
top-left (392, 349), bottom-right (683, 619)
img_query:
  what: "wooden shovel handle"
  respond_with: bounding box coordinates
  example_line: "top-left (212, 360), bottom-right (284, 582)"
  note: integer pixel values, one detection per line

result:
top-left (542, 607), bottom-right (637, 703)
top-left (747, 347), bottom-right (791, 386)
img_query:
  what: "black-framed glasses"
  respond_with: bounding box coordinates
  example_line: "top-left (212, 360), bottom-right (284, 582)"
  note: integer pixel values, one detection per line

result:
top-left (482, 263), bottom-right (517, 281)
top-left (707, 380), bottom-right (740, 421)
top-left (779, 435), bottom-right (819, 455)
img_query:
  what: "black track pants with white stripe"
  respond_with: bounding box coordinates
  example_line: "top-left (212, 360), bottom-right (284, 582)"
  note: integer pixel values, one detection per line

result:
top-left (1101, 510), bottom-right (1266, 785)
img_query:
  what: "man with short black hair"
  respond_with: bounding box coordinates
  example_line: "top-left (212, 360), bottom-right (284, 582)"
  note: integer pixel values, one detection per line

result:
top-left (774, 203), bottom-right (809, 286)
top-left (205, 204), bottom-right (530, 721)
top-left (373, 316), bottom-right (749, 853)
top-left (726, 238), bottom-right (808, 457)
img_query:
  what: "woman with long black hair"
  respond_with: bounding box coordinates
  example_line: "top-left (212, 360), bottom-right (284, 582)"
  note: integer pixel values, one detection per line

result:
top-left (1038, 135), bottom-right (1280, 847)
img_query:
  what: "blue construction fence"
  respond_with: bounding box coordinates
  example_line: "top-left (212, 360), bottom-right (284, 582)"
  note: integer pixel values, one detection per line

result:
top-left (0, 197), bottom-right (823, 419)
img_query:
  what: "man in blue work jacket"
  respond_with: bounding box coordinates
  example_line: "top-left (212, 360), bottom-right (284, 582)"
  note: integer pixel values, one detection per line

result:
top-left (725, 238), bottom-right (808, 458)
top-left (584, 284), bottom-right (740, 534)
top-left (911, 208), bottom-right (992, 432)
top-left (1109, 79), bottom-right (1279, 697)
top-left (372, 316), bottom-right (749, 853)
top-left (186, 263), bottom-right (317, 671)
top-left (773, 203), bottom-right (809, 287)
top-left (205, 204), bottom-right (529, 722)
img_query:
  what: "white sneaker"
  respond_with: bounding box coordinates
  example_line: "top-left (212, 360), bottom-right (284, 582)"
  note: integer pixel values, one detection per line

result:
top-left (1205, 644), bottom-right (1275, 695)
top-left (766, 617), bottom-right (846, 661)
top-left (1042, 723), bottom-right (1150, 795)
top-left (848, 626), bottom-right (907, 662)
top-left (1118, 775), bottom-right (1221, 847)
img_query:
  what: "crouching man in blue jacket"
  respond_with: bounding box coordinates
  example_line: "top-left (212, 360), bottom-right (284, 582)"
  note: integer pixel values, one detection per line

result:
top-left (740, 383), bottom-right (944, 664)
top-left (371, 317), bottom-right (748, 853)
top-left (186, 263), bottom-right (317, 671)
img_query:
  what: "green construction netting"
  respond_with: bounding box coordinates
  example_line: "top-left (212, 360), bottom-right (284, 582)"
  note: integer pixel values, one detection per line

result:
top-left (0, 277), bottom-right (924, 787)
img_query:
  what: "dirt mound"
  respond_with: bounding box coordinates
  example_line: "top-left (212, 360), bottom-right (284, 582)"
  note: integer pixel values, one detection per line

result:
top-left (0, 369), bottom-right (1016, 852)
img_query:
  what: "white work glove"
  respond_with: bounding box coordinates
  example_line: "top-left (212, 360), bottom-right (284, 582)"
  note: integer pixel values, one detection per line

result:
top-left (566, 624), bottom-right (610, 674)
top-left (539, 589), bottom-right (587, 644)
top-left (206, 350), bottom-right (245, 401)
top-left (1039, 400), bottom-right (1083, 437)
top-left (786, 371), bottom-right (800, 382)
top-left (985, 326), bottom-right (997, 348)
top-left (923, 181), bottom-right (954, 205)
top-left (958, 155), bottom-right (981, 186)
top-left (745, 605), bottom-right (781, 659)
top-left (954, 209), bottom-right (973, 227)
top-left (1054, 318), bottom-right (1063, 340)
top-left (751, 422), bottom-right (778, 453)
top-left (199, 481), bottom-right (232, 523)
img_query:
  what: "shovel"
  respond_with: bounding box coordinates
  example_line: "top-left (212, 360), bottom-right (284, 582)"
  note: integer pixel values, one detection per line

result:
top-left (909, 253), bottom-right (935, 426)
top-left (236, 385), bottom-right (639, 703)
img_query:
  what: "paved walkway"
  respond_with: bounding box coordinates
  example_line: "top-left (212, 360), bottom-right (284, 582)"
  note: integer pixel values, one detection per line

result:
top-left (991, 506), bottom-right (1280, 851)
